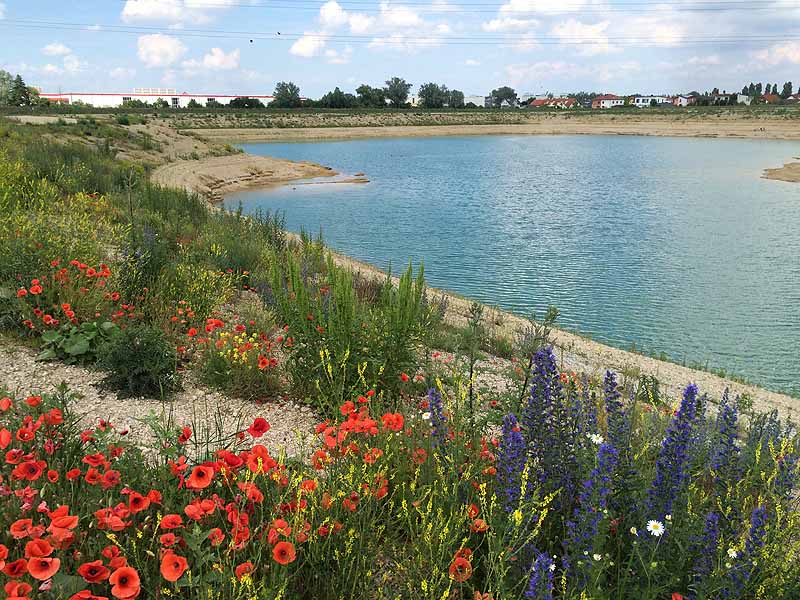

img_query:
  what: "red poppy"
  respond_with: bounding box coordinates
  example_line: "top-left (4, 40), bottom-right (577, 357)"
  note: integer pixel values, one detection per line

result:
top-left (381, 412), bottom-right (404, 432)
top-left (0, 397), bottom-right (12, 411)
top-left (109, 566), bottom-right (140, 599)
top-left (672, 595), bottom-right (685, 600)
top-left (77, 560), bottom-right (110, 583)
top-left (27, 557), bottom-right (61, 580)
top-left (186, 465), bottom-right (214, 490)
top-left (470, 519), bottom-right (489, 533)
top-left (24, 539), bottom-right (53, 558)
top-left (70, 591), bottom-right (109, 600)
top-left (5, 582), bottom-right (33, 599)
top-left (272, 541), bottom-right (296, 565)
top-left (160, 514), bottom-right (183, 530)
top-left (247, 418), bottom-right (270, 438)
top-left (448, 556), bottom-right (472, 583)
top-left (3, 559), bottom-right (28, 578)
top-left (234, 562), bottom-right (253, 580)
top-left (160, 551), bottom-right (188, 582)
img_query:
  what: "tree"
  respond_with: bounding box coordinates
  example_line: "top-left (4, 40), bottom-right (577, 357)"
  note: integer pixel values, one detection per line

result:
top-left (272, 81), bottom-right (301, 108)
top-left (187, 99), bottom-right (202, 109)
top-left (782, 81), bottom-right (793, 98)
top-left (449, 89), bottom-right (465, 108)
top-left (748, 82), bottom-right (755, 96)
top-left (8, 74), bottom-right (31, 106)
top-left (153, 97), bottom-right (169, 109)
top-left (490, 86), bottom-right (517, 108)
top-left (318, 87), bottom-right (357, 108)
top-left (0, 70), bottom-right (13, 106)
top-left (384, 77), bottom-right (412, 108)
top-left (355, 84), bottom-right (386, 108)
top-left (765, 83), bottom-right (772, 95)
top-left (756, 82), bottom-right (763, 96)
top-left (418, 82), bottom-right (450, 108)
top-left (229, 97), bottom-right (264, 108)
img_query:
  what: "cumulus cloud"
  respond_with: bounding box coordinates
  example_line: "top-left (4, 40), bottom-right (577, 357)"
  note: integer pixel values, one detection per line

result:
top-left (505, 58), bottom-right (640, 86)
top-left (42, 64), bottom-right (63, 75)
top-left (290, 33), bottom-right (329, 58)
top-left (42, 42), bottom-right (72, 56)
top-left (499, 0), bottom-right (584, 17)
top-left (687, 55), bottom-right (721, 67)
top-left (550, 19), bottom-right (618, 56)
top-left (63, 54), bottom-right (87, 73)
top-left (182, 47), bottom-right (240, 71)
top-left (325, 46), bottom-right (353, 64)
top-left (137, 34), bottom-right (187, 67)
top-left (110, 67), bottom-right (137, 79)
top-left (753, 42), bottom-right (800, 66)
top-left (482, 18), bottom-right (539, 32)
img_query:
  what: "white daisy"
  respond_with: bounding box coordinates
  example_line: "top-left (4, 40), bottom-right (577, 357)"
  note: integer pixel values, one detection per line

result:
top-left (593, 553), bottom-right (602, 561)
top-left (421, 412), bottom-right (431, 420)
top-left (548, 563), bottom-right (556, 572)
top-left (587, 433), bottom-right (604, 445)
top-left (727, 548), bottom-right (738, 559)
top-left (646, 520), bottom-right (665, 537)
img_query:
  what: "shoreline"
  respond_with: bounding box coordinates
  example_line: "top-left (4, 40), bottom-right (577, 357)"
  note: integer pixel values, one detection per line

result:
top-left (160, 155), bottom-right (796, 416)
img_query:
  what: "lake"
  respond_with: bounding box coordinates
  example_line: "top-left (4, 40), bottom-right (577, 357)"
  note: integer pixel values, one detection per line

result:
top-left (226, 135), bottom-right (800, 396)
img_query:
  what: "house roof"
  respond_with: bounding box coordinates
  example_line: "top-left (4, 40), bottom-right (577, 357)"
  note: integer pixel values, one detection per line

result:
top-left (594, 94), bottom-right (621, 100)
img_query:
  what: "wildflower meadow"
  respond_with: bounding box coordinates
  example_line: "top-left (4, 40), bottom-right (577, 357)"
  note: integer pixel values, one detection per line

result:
top-left (0, 117), bottom-right (798, 599)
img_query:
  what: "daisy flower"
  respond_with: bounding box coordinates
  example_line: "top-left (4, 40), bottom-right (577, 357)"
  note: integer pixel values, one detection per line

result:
top-left (646, 520), bottom-right (665, 537)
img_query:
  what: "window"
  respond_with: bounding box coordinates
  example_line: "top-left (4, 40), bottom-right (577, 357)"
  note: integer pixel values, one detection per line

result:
top-left (207, 98), bottom-right (215, 104)
top-left (171, 97), bottom-right (179, 108)
top-left (122, 97), bottom-right (132, 103)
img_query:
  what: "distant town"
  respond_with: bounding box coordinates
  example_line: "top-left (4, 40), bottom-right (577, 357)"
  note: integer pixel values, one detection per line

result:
top-left (1, 69), bottom-right (798, 110)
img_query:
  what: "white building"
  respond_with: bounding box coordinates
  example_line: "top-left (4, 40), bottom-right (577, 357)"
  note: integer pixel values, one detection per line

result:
top-left (591, 94), bottom-right (625, 109)
top-left (630, 95), bottom-right (674, 107)
top-left (39, 88), bottom-right (274, 108)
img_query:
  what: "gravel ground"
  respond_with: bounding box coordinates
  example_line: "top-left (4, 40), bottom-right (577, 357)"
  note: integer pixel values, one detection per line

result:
top-left (0, 344), bottom-right (318, 459)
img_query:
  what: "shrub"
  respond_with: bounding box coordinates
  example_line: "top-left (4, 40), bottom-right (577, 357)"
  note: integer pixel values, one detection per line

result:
top-left (99, 324), bottom-right (181, 398)
top-left (116, 114), bottom-right (131, 126)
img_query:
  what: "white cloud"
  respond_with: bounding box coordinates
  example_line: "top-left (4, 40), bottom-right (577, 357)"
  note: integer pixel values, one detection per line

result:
top-left (122, 0), bottom-right (235, 25)
top-left (290, 33), bottom-right (328, 58)
top-left (110, 67), bottom-right (137, 79)
top-left (42, 42), bottom-right (72, 56)
top-left (348, 13), bottom-right (374, 34)
top-left (379, 2), bottom-right (423, 28)
top-left (482, 17), bottom-right (539, 32)
top-left (325, 46), bottom-right (353, 65)
top-left (320, 1), bottom-right (350, 28)
top-left (42, 64), bottom-right (63, 75)
top-left (63, 55), bottom-right (87, 73)
top-left (182, 47), bottom-right (240, 71)
top-left (499, 0), bottom-right (584, 17)
top-left (622, 15), bottom-right (685, 47)
top-left (505, 58), bottom-right (640, 86)
top-left (137, 34), bottom-right (187, 67)
top-left (753, 42), bottom-right (800, 66)
top-left (551, 19), bottom-right (617, 56)
top-left (687, 55), bottom-right (721, 67)
top-left (465, 59), bottom-right (480, 66)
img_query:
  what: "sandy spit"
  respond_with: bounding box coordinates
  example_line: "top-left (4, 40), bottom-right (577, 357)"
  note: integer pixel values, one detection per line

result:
top-left (763, 160), bottom-right (800, 183)
top-left (151, 153), bottom-right (338, 202)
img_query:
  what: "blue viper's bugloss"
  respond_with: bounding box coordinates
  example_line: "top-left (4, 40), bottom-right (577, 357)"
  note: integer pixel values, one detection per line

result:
top-left (690, 511), bottom-right (720, 599)
top-left (427, 387), bottom-right (447, 448)
top-left (524, 551), bottom-right (554, 600)
top-left (646, 383), bottom-right (700, 521)
top-left (496, 413), bottom-right (526, 513)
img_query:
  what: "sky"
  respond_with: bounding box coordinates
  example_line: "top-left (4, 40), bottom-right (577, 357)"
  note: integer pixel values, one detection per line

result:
top-left (1, 0), bottom-right (800, 98)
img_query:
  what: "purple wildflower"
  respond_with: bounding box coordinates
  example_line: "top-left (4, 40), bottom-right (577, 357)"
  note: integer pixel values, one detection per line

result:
top-left (497, 413), bottom-right (527, 512)
top-left (690, 511), bottom-right (720, 598)
top-left (646, 383), bottom-right (700, 521)
top-left (524, 551), bottom-right (554, 600)
top-left (604, 371), bottom-right (628, 449)
top-left (711, 390), bottom-right (741, 489)
top-left (724, 506), bottom-right (769, 597)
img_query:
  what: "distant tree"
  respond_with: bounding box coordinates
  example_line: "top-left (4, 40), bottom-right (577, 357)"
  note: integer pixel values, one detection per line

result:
top-left (465, 101), bottom-right (478, 108)
top-left (206, 99), bottom-right (222, 108)
top-left (384, 77), bottom-right (412, 108)
top-left (8, 74), bottom-right (31, 106)
top-left (742, 85), bottom-right (748, 95)
top-left (756, 83), bottom-right (763, 96)
top-left (772, 83), bottom-right (778, 96)
top-left (28, 87), bottom-right (47, 107)
top-left (355, 84), bottom-right (386, 108)
top-left (418, 83), bottom-right (450, 108)
top-left (229, 97), bottom-right (264, 108)
top-left (449, 89), bottom-right (465, 108)
top-left (153, 97), bottom-right (169, 109)
top-left (782, 81), bottom-right (793, 98)
top-left (187, 99), bottom-right (202, 109)
top-left (711, 87), bottom-right (720, 96)
top-left (123, 99), bottom-right (150, 108)
top-left (765, 83), bottom-right (772, 95)
top-left (490, 86), bottom-right (517, 108)
top-left (318, 87), bottom-right (357, 108)
top-left (0, 70), bottom-right (13, 105)
top-left (748, 82), bottom-right (756, 96)
top-left (272, 81), bottom-right (302, 108)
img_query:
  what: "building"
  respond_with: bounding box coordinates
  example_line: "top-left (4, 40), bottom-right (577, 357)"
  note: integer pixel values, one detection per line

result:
top-left (464, 95), bottom-right (486, 107)
top-left (38, 88), bottom-right (274, 108)
top-left (591, 94), bottom-right (624, 109)
top-left (673, 94), bottom-right (698, 107)
top-left (709, 93), bottom-right (752, 106)
top-left (519, 92), bottom-right (550, 104)
top-left (761, 93), bottom-right (781, 104)
top-left (528, 97), bottom-right (578, 109)
top-left (629, 95), bottom-right (673, 108)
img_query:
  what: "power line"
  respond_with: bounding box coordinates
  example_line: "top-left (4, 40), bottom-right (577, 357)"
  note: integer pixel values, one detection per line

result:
top-left (2, 20), bottom-right (796, 46)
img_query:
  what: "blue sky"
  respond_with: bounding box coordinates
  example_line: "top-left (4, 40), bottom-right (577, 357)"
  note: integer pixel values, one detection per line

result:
top-left (2, 0), bottom-right (800, 97)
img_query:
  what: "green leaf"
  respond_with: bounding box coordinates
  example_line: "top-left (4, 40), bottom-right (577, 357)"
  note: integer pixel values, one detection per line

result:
top-left (0, 286), bottom-right (14, 299)
top-left (41, 330), bottom-right (61, 343)
top-left (37, 348), bottom-right (58, 361)
top-left (100, 321), bottom-right (118, 332)
top-left (63, 335), bottom-right (90, 356)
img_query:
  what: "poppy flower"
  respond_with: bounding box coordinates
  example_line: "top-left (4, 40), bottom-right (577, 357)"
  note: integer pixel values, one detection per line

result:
top-left (109, 566), bottom-right (140, 599)
top-left (70, 591), bottom-right (108, 600)
top-left (470, 519), bottom-right (489, 533)
top-left (234, 562), bottom-right (253, 580)
top-left (27, 557), bottom-right (61, 580)
top-left (3, 559), bottom-right (28, 578)
top-left (77, 560), bottom-right (110, 583)
top-left (5, 582), bottom-right (33, 599)
top-left (186, 465), bottom-right (214, 490)
top-left (448, 556), bottom-right (472, 583)
top-left (247, 418), bottom-right (270, 438)
top-left (24, 539), bottom-right (53, 558)
top-left (160, 551), bottom-right (188, 582)
top-left (272, 541), bottom-right (296, 565)
top-left (160, 514), bottom-right (183, 530)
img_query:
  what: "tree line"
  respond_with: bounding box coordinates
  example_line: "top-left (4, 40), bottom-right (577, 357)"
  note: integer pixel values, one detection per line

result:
top-left (740, 81), bottom-right (794, 98)
top-left (0, 72), bottom-right (46, 107)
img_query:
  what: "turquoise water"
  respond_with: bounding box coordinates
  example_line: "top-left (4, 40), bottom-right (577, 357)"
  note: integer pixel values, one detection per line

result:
top-left (226, 135), bottom-right (800, 396)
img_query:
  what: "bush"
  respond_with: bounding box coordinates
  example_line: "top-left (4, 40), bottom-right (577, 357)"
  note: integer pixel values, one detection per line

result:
top-left (116, 114), bottom-right (131, 126)
top-left (100, 324), bottom-right (181, 398)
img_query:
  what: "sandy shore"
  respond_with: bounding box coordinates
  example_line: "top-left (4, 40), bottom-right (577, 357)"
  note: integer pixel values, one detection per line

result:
top-left (151, 153), bottom-right (338, 202)
top-left (763, 160), bottom-right (800, 183)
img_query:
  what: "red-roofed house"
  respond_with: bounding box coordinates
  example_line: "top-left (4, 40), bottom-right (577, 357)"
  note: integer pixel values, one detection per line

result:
top-left (528, 98), bottom-right (577, 109)
top-left (591, 94), bottom-right (624, 109)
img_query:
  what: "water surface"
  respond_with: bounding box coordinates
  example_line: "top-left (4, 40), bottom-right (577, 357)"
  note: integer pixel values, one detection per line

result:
top-left (226, 135), bottom-right (800, 396)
